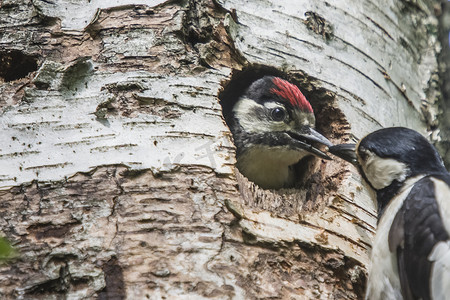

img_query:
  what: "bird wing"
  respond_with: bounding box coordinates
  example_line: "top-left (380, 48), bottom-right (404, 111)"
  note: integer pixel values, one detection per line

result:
top-left (388, 176), bottom-right (450, 300)
top-left (428, 177), bottom-right (450, 300)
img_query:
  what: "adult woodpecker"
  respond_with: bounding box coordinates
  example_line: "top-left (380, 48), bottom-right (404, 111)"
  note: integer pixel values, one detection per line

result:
top-left (229, 76), bottom-right (332, 189)
top-left (329, 127), bottom-right (450, 300)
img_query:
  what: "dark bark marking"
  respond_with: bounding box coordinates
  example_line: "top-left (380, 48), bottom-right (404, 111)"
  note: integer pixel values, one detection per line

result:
top-left (97, 257), bottom-right (125, 300)
top-left (364, 15), bottom-right (394, 41)
top-left (0, 50), bottom-right (38, 82)
top-left (304, 11), bottom-right (334, 40)
top-left (28, 221), bottom-right (81, 240)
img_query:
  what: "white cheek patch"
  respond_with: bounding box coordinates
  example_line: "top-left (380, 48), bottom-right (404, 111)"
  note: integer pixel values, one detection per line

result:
top-left (360, 152), bottom-right (409, 190)
top-left (233, 97), bottom-right (289, 133)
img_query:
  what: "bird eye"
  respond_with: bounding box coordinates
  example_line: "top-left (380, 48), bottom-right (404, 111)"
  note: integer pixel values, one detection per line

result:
top-left (271, 107), bottom-right (286, 121)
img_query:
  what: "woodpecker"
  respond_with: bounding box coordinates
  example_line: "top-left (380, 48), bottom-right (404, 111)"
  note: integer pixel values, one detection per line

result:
top-left (330, 127), bottom-right (450, 300)
top-left (229, 76), bottom-right (332, 189)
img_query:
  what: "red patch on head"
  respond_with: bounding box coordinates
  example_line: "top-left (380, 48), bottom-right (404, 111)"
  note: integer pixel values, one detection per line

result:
top-left (270, 77), bottom-right (313, 112)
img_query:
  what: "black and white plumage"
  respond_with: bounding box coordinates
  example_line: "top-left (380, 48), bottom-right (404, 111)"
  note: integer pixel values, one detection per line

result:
top-left (229, 76), bottom-right (332, 189)
top-left (330, 127), bottom-right (450, 300)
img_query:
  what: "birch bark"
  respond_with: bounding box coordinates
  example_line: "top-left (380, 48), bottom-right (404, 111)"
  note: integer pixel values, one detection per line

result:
top-left (0, 0), bottom-right (444, 299)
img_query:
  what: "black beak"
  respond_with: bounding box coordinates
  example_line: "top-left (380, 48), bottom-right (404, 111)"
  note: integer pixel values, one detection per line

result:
top-left (328, 143), bottom-right (358, 165)
top-left (287, 126), bottom-right (333, 160)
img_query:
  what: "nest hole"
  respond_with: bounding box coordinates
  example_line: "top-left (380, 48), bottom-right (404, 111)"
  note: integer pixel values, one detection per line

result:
top-left (219, 65), bottom-right (351, 215)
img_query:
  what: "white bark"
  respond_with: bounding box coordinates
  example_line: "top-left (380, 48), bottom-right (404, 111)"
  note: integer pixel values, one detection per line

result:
top-left (0, 67), bottom-right (233, 186)
top-left (0, 0), bottom-right (442, 299)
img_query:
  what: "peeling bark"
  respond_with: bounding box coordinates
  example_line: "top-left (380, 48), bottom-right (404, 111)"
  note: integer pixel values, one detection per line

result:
top-left (0, 0), bottom-right (444, 299)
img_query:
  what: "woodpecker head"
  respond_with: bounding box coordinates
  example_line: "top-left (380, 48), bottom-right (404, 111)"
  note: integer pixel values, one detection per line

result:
top-left (330, 127), bottom-right (446, 191)
top-left (229, 76), bottom-right (332, 189)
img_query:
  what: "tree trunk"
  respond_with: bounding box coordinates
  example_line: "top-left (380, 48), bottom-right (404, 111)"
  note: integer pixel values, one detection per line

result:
top-left (0, 0), bottom-right (444, 299)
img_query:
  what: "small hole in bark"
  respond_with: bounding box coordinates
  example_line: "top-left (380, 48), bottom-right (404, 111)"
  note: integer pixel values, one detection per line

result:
top-left (219, 66), bottom-right (351, 214)
top-left (0, 50), bottom-right (38, 82)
